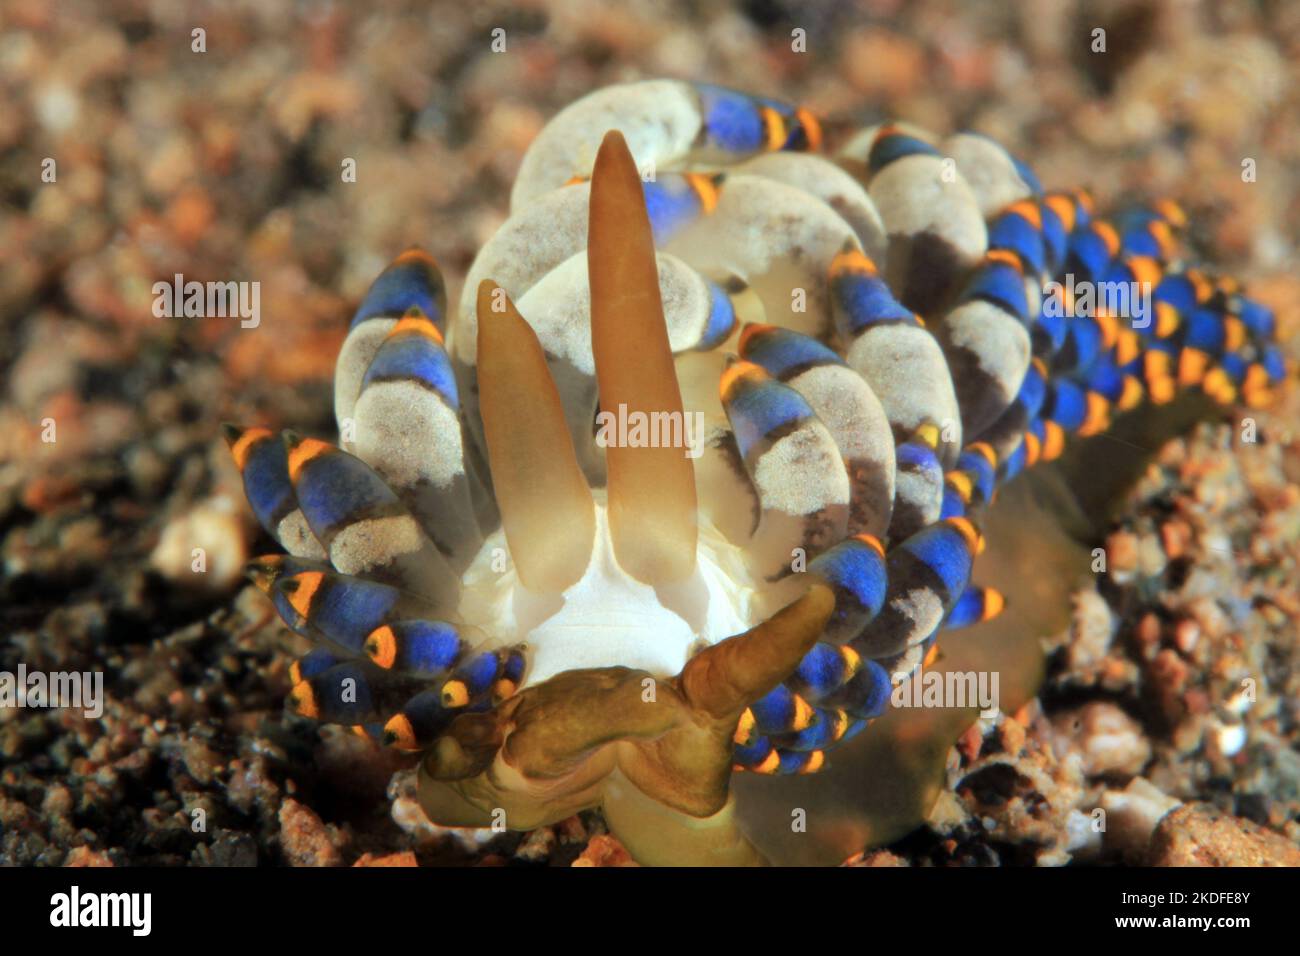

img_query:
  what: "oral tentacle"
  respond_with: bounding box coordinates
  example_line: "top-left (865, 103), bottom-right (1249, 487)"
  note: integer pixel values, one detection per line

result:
top-left (678, 583), bottom-right (833, 721)
top-left (415, 585), bottom-right (833, 844)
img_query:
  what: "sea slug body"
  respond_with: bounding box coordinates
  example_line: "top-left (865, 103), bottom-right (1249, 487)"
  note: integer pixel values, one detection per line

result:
top-left (226, 80), bottom-right (1282, 865)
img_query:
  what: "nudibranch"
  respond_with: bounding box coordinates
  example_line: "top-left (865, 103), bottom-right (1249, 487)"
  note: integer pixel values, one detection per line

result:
top-left (225, 79), bottom-right (1283, 866)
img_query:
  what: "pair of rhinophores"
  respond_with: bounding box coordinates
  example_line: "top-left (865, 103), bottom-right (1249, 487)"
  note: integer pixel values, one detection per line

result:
top-left (226, 80), bottom-right (1283, 865)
